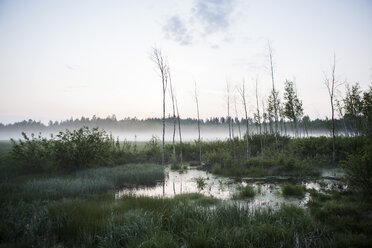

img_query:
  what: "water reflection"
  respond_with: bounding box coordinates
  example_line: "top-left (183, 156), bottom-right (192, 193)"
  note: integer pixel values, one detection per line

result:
top-left (115, 166), bottom-right (344, 209)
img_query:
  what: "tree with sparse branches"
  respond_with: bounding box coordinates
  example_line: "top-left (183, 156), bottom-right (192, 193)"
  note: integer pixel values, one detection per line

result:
top-left (324, 54), bottom-right (343, 165)
top-left (175, 97), bottom-right (183, 164)
top-left (238, 80), bottom-right (250, 160)
top-left (151, 48), bottom-right (168, 166)
top-left (268, 41), bottom-right (279, 148)
top-left (168, 69), bottom-right (177, 159)
top-left (194, 82), bottom-right (202, 165)
top-left (254, 77), bottom-right (263, 156)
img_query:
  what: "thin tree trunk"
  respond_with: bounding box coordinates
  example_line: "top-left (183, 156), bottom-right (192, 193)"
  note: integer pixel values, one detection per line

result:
top-left (168, 71), bottom-right (176, 157)
top-left (239, 81), bottom-right (250, 160)
top-left (227, 83), bottom-right (232, 140)
top-left (234, 98), bottom-right (242, 140)
top-left (268, 42), bottom-right (279, 149)
top-left (175, 97), bottom-right (183, 164)
top-left (195, 82), bottom-right (202, 165)
top-left (151, 48), bottom-right (168, 166)
top-left (255, 78), bottom-right (263, 157)
top-left (324, 54), bottom-right (340, 165)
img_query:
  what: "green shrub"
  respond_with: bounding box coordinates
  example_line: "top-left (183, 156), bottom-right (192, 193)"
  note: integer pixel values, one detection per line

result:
top-left (342, 142), bottom-right (372, 197)
top-left (142, 136), bottom-right (162, 163)
top-left (10, 132), bottom-right (55, 172)
top-left (54, 127), bottom-right (113, 170)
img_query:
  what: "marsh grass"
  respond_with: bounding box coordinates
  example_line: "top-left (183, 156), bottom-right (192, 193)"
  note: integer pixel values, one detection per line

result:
top-left (281, 183), bottom-right (306, 198)
top-left (234, 184), bottom-right (256, 199)
top-left (23, 164), bottom-right (164, 199)
top-left (0, 193), bottom-right (332, 248)
top-left (1, 189), bottom-right (371, 247)
top-left (77, 163), bottom-right (164, 187)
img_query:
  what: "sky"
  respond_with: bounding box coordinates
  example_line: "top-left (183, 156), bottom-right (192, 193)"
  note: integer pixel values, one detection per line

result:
top-left (0, 0), bottom-right (371, 124)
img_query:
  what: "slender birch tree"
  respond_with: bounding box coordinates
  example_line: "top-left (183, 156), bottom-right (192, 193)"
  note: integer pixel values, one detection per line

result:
top-left (255, 77), bottom-right (263, 156)
top-left (168, 69), bottom-right (176, 158)
top-left (175, 97), bottom-right (183, 164)
top-left (226, 82), bottom-right (232, 140)
top-left (238, 80), bottom-right (250, 160)
top-left (151, 48), bottom-right (168, 166)
top-left (194, 82), bottom-right (202, 165)
top-left (234, 97), bottom-right (242, 139)
top-left (324, 54), bottom-right (342, 165)
top-left (268, 41), bottom-right (279, 148)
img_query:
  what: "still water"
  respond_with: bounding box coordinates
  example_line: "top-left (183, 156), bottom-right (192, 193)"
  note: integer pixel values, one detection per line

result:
top-left (116, 167), bottom-right (344, 209)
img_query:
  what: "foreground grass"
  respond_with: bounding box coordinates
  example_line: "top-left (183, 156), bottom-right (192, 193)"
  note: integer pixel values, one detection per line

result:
top-left (0, 167), bottom-right (371, 247)
top-left (1, 193), bottom-right (333, 248)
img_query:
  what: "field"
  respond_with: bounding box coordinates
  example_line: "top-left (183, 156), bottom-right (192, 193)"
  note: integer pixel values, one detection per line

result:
top-left (0, 131), bottom-right (371, 247)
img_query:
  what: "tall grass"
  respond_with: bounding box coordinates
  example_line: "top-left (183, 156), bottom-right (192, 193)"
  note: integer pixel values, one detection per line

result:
top-left (1, 195), bottom-right (334, 248)
top-left (23, 164), bottom-right (164, 198)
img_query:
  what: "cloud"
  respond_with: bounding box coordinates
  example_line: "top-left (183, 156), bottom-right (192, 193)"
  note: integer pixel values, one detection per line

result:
top-left (193, 0), bottom-right (234, 35)
top-left (163, 16), bottom-right (192, 45)
top-left (163, 0), bottom-right (236, 45)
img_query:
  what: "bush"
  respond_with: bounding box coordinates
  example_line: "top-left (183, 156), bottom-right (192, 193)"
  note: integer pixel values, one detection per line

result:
top-left (53, 127), bottom-right (113, 170)
top-left (342, 142), bottom-right (372, 197)
top-left (142, 136), bottom-right (162, 163)
top-left (10, 127), bottom-right (113, 172)
top-left (10, 132), bottom-right (55, 172)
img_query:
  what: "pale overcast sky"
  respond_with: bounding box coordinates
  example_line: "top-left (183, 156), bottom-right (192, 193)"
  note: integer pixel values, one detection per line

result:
top-left (0, 0), bottom-right (371, 124)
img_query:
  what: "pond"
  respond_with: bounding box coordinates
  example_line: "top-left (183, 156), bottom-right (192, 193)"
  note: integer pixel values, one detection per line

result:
top-left (116, 166), bottom-right (344, 209)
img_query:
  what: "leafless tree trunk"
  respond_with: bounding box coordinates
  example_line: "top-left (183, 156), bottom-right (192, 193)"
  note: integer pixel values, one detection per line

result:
top-left (262, 99), bottom-right (268, 148)
top-left (226, 83), bottom-right (236, 159)
top-left (268, 42), bottom-right (279, 149)
top-left (324, 54), bottom-right (342, 165)
top-left (168, 70), bottom-right (176, 157)
top-left (238, 80), bottom-right (250, 160)
top-left (175, 97), bottom-right (183, 164)
top-left (255, 78), bottom-right (263, 157)
top-left (234, 97), bottom-right (242, 140)
top-left (226, 83), bottom-right (232, 140)
top-left (151, 48), bottom-right (168, 166)
top-left (195, 82), bottom-right (202, 165)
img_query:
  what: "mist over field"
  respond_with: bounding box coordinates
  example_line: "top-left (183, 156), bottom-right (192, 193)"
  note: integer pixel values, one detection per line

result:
top-left (0, 118), bottom-right (331, 141)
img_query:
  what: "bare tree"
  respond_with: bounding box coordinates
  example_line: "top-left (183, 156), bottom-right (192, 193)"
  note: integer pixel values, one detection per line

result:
top-left (168, 69), bottom-right (176, 158)
top-left (255, 77), bottom-right (263, 157)
top-left (226, 82), bottom-right (236, 159)
top-left (226, 82), bottom-right (232, 140)
top-left (268, 41), bottom-right (279, 148)
top-left (238, 80), bottom-right (250, 160)
top-left (324, 54), bottom-right (342, 165)
top-left (194, 82), bottom-right (202, 165)
top-left (262, 99), bottom-right (268, 147)
top-left (234, 96), bottom-right (242, 139)
top-left (151, 48), bottom-right (168, 166)
top-left (175, 97), bottom-right (183, 164)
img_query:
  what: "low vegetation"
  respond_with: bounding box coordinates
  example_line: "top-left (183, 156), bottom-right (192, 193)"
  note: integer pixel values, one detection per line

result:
top-left (281, 183), bottom-right (306, 198)
top-left (234, 184), bottom-right (256, 198)
top-left (0, 127), bottom-right (371, 247)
